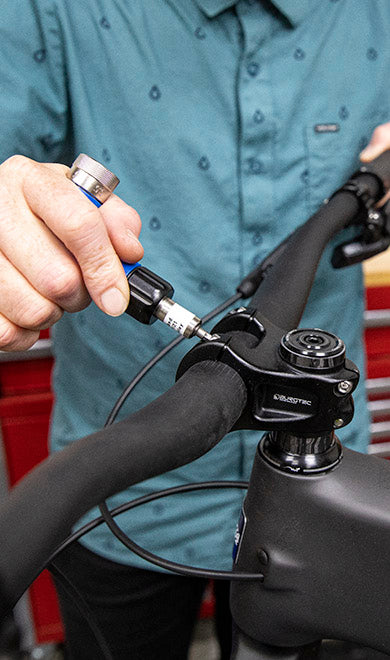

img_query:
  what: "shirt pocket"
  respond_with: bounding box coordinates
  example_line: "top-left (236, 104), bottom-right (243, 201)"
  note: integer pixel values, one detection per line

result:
top-left (304, 110), bottom-right (389, 217)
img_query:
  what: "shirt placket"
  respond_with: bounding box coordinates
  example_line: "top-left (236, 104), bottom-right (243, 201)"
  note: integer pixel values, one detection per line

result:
top-left (235, 1), bottom-right (276, 273)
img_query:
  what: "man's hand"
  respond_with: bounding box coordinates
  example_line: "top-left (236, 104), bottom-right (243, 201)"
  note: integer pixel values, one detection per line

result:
top-left (0, 155), bottom-right (143, 351)
top-left (360, 122), bottom-right (390, 163)
top-left (360, 122), bottom-right (390, 204)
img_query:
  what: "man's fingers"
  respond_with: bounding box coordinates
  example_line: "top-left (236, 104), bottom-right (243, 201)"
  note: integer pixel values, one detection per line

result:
top-left (360, 122), bottom-right (390, 162)
top-left (0, 313), bottom-right (40, 352)
top-left (360, 122), bottom-right (390, 204)
top-left (49, 161), bottom-right (144, 260)
top-left (0, 155), bottom-right (144, 331)
top-left (99, 195), bottom-right (144, 264)
top-left (0, 184), bottom-right (91, 313)
top-left (0, 251), bottom-right (63, 330)
top-left (20, 158), bottom-right (134, 316)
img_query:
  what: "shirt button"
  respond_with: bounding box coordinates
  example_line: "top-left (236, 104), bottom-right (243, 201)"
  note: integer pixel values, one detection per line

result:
top-left (367, 47), bottom-right (378, 61)
top-left (339, 105), bottom-right (349, 120)
top-left (245, 158), bottom-right (264, 175)
top-left (294, 48), bottom-right (305, 60)
top-left (247, 62), bottom-right (260, 77)
top-left (253, 109), bottom-right (265, 124)
top-left (300, 169), bottom-right (309, 184)
top-left (194, 27), bottom-right (207, 40)
top-left (199, 280), bottom-right (211, 293)
top-left (252, 229), bottom-right (263, 246)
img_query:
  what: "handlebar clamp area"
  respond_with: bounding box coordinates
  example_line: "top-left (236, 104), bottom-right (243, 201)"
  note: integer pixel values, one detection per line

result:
top-left (176, 307), bottom-right (359, 436)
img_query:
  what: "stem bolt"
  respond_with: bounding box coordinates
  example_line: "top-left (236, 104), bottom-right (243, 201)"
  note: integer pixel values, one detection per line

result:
top-left (337, 380), bottom-right (353, 395)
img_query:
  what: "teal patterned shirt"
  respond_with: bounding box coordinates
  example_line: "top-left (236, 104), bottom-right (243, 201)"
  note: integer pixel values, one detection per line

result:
top-left (1, 0), bottom-right (390, 569)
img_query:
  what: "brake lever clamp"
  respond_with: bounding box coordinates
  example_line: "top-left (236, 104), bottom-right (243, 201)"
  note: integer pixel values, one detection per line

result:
top-left (176, 307), bottom-right (359, 437)
top-left (330, 176), bottom-right (390, 268)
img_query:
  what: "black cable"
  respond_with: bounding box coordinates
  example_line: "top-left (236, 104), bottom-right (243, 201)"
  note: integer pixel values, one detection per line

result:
top-left (46, 482), bottom-right (262, 582)
top-left (101, 482), bottom-right (262, 580)
top-left (47, 482), bottom-right (248, 564)
top-left (98, 497), bottom-right (262, 581)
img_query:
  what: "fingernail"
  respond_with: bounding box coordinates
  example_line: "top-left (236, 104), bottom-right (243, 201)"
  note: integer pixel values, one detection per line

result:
top-left (100, 287), bottom-right (128, 316)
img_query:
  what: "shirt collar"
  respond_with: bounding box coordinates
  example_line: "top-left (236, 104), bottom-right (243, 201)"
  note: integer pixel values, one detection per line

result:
top-left (194, 0), bottom-right (238, 18)
top-left (195, 0), bottom-right (312, 26)
top-left (271, 0), bottom-right (312, 26)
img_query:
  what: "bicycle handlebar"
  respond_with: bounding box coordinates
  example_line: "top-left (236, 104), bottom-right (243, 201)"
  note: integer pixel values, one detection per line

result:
top-left (0, 361), bottom-right (246, 618)
top-left (250, 159), bottom-right (388, 330)
top-left (0, 150), bottom-right (389, 629)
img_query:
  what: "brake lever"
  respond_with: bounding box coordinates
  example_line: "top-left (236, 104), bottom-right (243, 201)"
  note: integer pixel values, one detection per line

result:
top-left (331, 181), bottom-right (390, 268)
